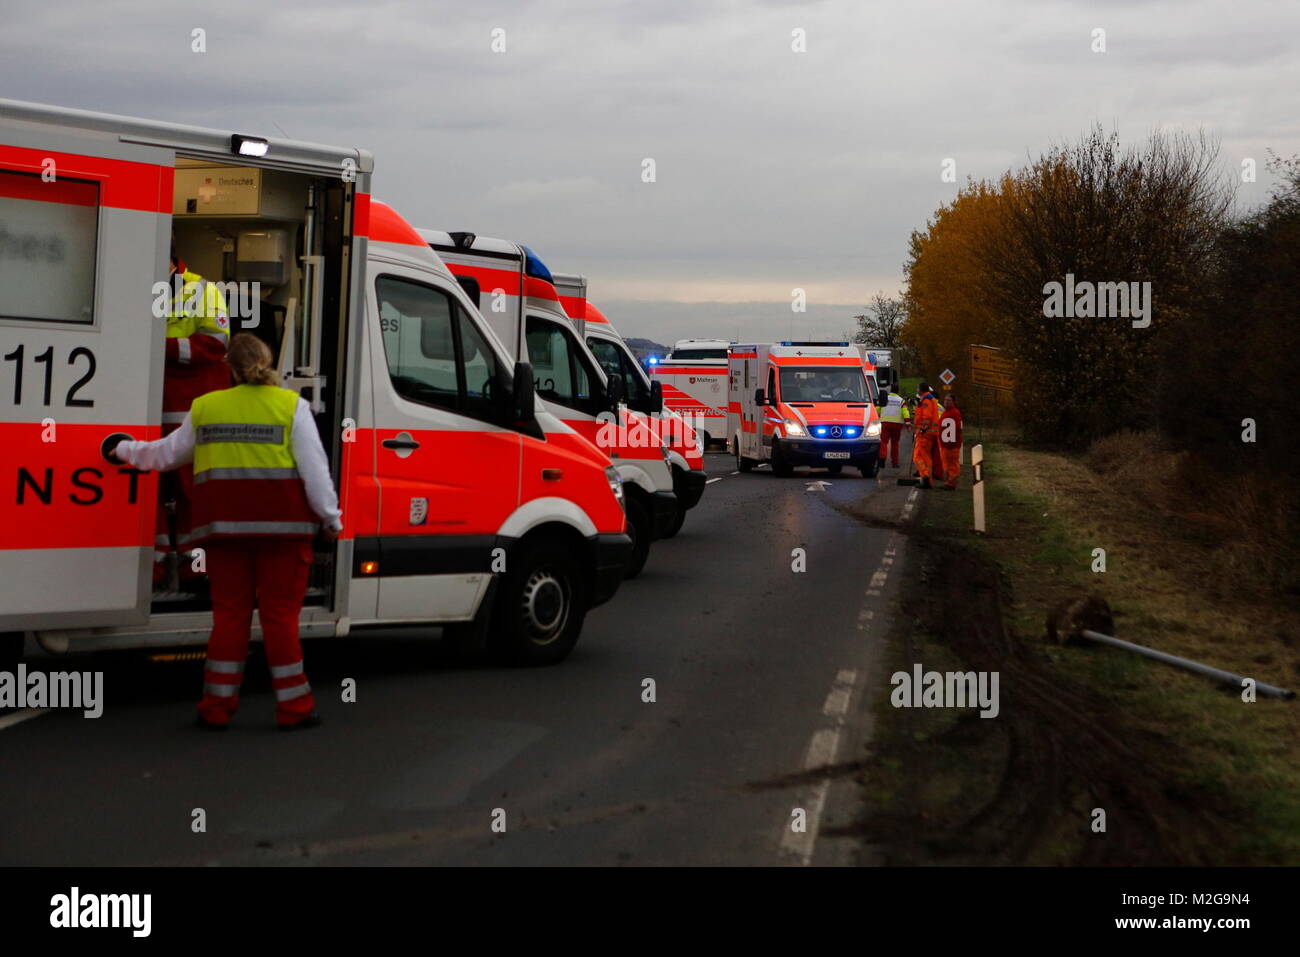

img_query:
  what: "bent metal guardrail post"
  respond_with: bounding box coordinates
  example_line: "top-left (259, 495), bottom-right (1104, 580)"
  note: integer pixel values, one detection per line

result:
top-left (1079, 629), bottom-right (1296, 700)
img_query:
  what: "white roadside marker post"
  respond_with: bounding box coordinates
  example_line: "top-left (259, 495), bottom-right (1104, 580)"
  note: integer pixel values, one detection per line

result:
top-left (972, 444), bottom-right (985, 534)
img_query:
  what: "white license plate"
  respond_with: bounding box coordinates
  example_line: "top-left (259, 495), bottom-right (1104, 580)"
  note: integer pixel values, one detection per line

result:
top-left (823, 451), bottom-right (851, 459)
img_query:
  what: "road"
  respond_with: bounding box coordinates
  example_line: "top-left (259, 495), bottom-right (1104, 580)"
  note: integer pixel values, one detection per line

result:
top-left (0, 452), bottom-right (919, 866)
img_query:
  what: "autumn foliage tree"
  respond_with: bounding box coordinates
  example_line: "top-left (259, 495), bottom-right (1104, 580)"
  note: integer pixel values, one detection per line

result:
top-left (903, 128), bottom-right (1231, 447)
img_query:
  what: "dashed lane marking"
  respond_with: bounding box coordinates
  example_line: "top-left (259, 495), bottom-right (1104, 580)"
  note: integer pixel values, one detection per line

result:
top-left (0, 708), bottom-right (53, 732)
top-left (706, 477), bottom-right (723, 484)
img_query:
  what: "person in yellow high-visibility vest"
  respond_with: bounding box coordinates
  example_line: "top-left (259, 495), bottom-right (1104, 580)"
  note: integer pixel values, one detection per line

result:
top-left (876, 385), bottom-right (910, 469)
top-left (156, 244), bottom-right (232, 587)
top-left (110, 334), bottom-right (342, 731)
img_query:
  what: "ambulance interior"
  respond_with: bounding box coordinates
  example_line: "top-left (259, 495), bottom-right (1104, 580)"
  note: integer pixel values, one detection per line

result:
top-left (159, 159), bottom-right (351, 613)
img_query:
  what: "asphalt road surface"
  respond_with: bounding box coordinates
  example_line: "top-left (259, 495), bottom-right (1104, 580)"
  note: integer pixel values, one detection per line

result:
top-left (0, 449), bottom-right (921, 866)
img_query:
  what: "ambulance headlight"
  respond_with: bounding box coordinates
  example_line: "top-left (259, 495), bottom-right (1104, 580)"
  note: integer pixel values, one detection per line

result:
top-left (605, 466), bottom-right (625, 507)
top-left (866, 421), bottom-right (881, 437)
top-left (783, 420), bottom-right (806, 437)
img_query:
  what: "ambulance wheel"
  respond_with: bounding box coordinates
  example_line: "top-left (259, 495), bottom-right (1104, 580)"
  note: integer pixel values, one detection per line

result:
top-left (0, 632), bottom-right (22, 670)
top-left (662, 503), bottom-right (686, 539)
top-left (771, 443), bottom-right (794, 477)
top-left (492, 540), bottom-right (585, 665)
top-left (858, 458), bottom-right (879, 478)
top-left (736, 443), bottom-right (754, 473)
top-left (623, 496), bottom-right (652, 579)
top-left (826, 464), bottom-right (843, 475)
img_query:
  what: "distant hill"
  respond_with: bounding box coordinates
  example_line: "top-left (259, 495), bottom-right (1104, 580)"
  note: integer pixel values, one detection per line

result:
top-left (624, 337), bottom-right (670, 362)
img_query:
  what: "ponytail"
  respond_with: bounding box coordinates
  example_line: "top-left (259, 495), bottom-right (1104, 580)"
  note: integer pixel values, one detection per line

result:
top-left (226, 333), bottom-right (278, 386)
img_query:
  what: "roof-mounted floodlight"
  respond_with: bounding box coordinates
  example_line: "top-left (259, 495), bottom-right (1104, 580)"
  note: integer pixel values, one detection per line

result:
top-left (231, 134), bottom-right (269, 158)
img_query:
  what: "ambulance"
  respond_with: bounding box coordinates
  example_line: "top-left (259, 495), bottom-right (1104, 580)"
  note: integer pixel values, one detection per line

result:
top-left (728, 342), bottom-right (882, 477)
top-left (551, 273), bottom-right (707, 538)
top-left (417, 231), bottom-right (677, 577)
top-left (651, 338), bottom-right (732, 449)
top-left (856, 345), bottom-right (896, 393)
top-left (0, 99), bottom-right (631, 668)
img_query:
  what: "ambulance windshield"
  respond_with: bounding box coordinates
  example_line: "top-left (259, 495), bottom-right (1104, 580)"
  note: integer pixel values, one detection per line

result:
top-left (779, 367), bottom-right (868, 402)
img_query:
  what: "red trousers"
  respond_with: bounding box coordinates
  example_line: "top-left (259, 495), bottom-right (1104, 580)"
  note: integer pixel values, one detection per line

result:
top-left (198, 537), bottom-right (316, 726)
top-left (878, 422), bottom-right (904, 466)
top-left (913, 431), bottom-right (940, 481)
top-left (940, 446), bottom-right (961, 487)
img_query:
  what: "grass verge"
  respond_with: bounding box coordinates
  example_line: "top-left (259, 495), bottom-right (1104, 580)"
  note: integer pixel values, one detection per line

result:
top-left (850, 439), bottom-right (1300, 865)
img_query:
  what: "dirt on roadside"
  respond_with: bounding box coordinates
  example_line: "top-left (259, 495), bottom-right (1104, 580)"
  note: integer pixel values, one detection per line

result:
top-left (835, 527), bottom-right (1247, 866)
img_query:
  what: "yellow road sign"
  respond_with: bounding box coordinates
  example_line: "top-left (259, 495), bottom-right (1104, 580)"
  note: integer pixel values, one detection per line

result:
top-left (970, 344), bottom-right (1015, 391)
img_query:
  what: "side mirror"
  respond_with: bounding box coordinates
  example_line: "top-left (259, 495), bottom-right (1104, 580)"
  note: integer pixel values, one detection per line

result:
top-left (754, 388), bottom-right (766, 406)
top-left (649, 379), bottom-right (664, 414)
top-left (510, 362), bottom-right (536, 425)
top-left (606, 373), bottom-right (625, 409)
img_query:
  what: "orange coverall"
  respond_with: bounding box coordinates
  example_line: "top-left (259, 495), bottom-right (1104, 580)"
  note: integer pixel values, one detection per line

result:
top-left (939, 406), bottom-right (963, 488)
top-left (911, 392), bottom-right (942, 483)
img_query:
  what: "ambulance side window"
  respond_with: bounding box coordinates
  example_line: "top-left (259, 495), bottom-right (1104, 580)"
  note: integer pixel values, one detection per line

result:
top-left (375, 276), bottom-right (499, 422)
top-left (587, 339), bottom-right (646, 404)
top-left (767, 367), bottom-right (777, 403)
top-left (525, 316), bottom-right (600, 414)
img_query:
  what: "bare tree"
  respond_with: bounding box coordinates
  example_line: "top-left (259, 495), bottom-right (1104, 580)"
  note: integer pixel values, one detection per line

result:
top-left (851, 293), bottom-right (908, 349)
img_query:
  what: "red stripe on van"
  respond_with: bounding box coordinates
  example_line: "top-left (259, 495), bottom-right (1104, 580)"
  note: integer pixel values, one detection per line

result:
top-left (525, 275), bottom-right (561, 303)
top-left (365, 198), bottom-right (427, 246)
top-left (446, 262), bottom-right (523, 296)
top-left (0, 145), bottom-right (171, 213)
top-left (559, 294), bottom-right (586, 318)
top-left (1, 422), bottom-right (160, 549)
top-left (0, 170), bottom-right (98, 206)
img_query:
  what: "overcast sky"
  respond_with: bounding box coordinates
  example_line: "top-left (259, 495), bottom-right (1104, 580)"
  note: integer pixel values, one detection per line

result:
top-left (3, 0), bottom-right (1296, 343)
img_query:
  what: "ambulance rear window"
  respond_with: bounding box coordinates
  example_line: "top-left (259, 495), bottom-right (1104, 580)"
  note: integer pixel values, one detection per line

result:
top-left (669, 348), bottom-right (728, 360)
top-left (0, 170), bottom-right (98, 325)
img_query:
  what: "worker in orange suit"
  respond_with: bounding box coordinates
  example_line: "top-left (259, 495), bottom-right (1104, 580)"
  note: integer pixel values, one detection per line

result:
top-left (911, 381), bottom-right (942, 489)
top-left (938, 393), bottom-right (964, 490)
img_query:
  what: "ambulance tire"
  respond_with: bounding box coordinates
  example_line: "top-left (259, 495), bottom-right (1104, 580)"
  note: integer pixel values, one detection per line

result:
top-left (623, 495), bottom-right (652, 579)
top-left (662, 503), bottom-right (686, 539)
top-left (491, 539), bottom-right (586, 666)
top-left (858, 458), bottom-right (879, 478)
top-left (736, 441), bottom-right (754, 472)
top-left (826, 464), bottom-right (844, 475)
top-left (771, 442), bottom-right (794, 478)
top-left (0, 632), bottom-right (22, 670)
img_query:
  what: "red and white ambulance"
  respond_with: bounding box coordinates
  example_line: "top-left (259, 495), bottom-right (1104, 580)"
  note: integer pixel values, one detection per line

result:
top-left (728, 342), bottom-right (882, 477)
top-left (651, 338), bottom-right (731, 449)
top-left (417, 231), bottom-right (676, 577)
top-left (550, 273), bottom-right (707, 538)
top-left (0, 99), bottom-right (630, 667)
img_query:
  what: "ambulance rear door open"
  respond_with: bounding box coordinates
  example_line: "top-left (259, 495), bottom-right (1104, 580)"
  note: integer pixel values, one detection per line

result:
top-left (0, 110), bottom-right (175, 631)
top-left (0, 100), bottom-right (368, 643)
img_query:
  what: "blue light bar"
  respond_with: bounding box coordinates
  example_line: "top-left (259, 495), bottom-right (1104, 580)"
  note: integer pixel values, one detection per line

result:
top-left (521, 245), bottom-right (554, 283)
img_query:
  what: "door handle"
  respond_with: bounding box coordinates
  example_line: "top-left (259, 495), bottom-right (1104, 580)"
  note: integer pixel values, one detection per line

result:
top-left (382, 432), bottom-right (421, 459)
top-left (101, 432), bottom-right (134, 465)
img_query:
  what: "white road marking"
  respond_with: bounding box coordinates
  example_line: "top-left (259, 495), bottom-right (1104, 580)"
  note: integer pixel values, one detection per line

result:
top-left (782, 670), bottom-right (860, 864)
top-left (781, 513), bottom-right (913, 863)
top-left (706, 477), bottom-right (723, 484)
top-left (729, 470), bottom-right (739, 475)
top-left (0, 708), bottom-right (52, 731)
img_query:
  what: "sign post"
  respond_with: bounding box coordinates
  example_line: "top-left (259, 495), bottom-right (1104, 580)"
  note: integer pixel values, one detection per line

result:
top-left (970, 345), bottom-right (1015, 445)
